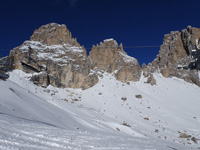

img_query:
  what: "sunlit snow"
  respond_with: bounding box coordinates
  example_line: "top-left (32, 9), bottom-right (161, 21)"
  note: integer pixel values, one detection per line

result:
top-left (0, 70), bottom-right (200, 149)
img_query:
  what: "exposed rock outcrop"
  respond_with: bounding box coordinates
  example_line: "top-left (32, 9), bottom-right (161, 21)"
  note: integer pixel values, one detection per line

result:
top-left (142, 64), bottom-right (156, 85)
top-left (8, 23), bottom-right (200, 89)
top-left (146, 74), bottom-right (156, 86)
top-left (89, 39), bottom-right (141, 82)
top-left (9, 23), bottom-right (98, 89)
top-left (0, 56), bottom-right (13, 72)
top-left (147, 26), bottom-right (200, 86)
top-left (30, 72), bottom-right (49, 87)
top-left (9, 23), bottom-right (142, 89)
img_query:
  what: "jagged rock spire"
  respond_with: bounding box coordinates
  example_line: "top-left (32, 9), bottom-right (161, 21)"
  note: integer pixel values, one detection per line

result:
top-left (89, 38), bottom-right (141, 82)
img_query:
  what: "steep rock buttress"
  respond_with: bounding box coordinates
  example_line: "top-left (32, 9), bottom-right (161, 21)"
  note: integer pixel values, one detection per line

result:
top-left (89, 39), bottom-right (141, 82)
top-left (146, 26), bottom-right (200, 86)
top-left (9, 23), bottom-right (98, 89)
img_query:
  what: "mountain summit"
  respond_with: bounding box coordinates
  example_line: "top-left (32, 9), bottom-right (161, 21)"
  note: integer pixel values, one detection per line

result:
top-left (9, 23), bottom-right (97, 89)
top-left (31, 23), bottom-right (80, 46)
top-left (89, 38), bottom-right (141, 82)
top-left (6, 23), bottom-right (200, 88)
top-left (147, 26), bottom-right (200, 86)
top-left (1, 23), bottom-right (200, 149)
top-left (9, 23), bottom-right (141, 89)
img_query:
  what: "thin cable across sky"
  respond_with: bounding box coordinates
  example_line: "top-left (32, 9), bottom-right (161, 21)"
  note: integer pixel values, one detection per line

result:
top-left (0, 44), bottom-right (195, 51)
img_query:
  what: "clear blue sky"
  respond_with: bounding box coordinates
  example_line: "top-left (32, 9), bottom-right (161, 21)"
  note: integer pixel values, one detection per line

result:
top-left (1, 0), bottom-right (200, 65)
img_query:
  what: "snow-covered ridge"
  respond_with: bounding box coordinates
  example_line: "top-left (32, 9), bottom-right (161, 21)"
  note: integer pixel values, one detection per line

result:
top-left (120, 51), bottom-right (138, 64)
top-left (103, 38), bottom-right (115, 42)
top-left (103, 38), bottom-right (118, 46)
top-left (43, 22), bottom-right (65, 28)
top-left (19, 41), bottom-right (84, 53)
top-left (18, 40), bottom-right (85, 63)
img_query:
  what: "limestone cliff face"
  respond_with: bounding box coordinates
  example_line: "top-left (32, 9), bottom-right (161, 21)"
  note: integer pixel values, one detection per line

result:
top-left (9, 23), bottom-right (142, 89)
top-left (89, 39), bottom-right (141, 82)
top-left (9, 23), bottom-right (98, 89)
top-left (147, 26), bottom-right (200, 86)
top-left (9, 23), bottom-right (200, 89)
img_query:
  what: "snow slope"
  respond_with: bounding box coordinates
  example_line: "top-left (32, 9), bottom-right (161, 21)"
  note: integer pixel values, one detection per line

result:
top-left (0, 70), bottom-right (200, 149)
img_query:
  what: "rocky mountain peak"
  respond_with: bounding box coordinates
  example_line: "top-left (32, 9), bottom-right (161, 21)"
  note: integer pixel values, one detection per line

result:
top-left (89, 38), bottom-right (141, 82)
top-left (30, 23), bottom-right (80, 47)
top-left (102, 38), bottom-right (118, 46)
top-left (9, 23), bottom-right (98, 89)
top-left (8, 23), bottom-right (200, 89)
top-left (147, 26), bottom-right (200, 86)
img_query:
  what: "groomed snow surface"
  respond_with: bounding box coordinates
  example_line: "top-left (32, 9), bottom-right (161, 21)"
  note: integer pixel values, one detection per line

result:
top-left (0, 70), bottom-right (200, 150)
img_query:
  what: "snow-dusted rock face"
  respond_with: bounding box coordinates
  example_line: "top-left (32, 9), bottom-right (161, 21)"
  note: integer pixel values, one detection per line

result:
top-left (9, 23), bottom-right (142, 89)
top-left (9, 23), bottom-right (98, 89)
top-left (10, 23), bottom-right (200, 89)
top-left (147, 26), bottom-right (200, 86)
top-left (89, 39), bottom-right (141, 82)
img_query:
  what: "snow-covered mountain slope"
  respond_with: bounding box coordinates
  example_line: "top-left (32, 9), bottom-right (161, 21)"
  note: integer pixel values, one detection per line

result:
top-left (0, 70), bottom-right (200, 149)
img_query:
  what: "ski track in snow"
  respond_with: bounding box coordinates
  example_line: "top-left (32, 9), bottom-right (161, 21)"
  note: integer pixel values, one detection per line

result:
top-left (0, 115), bottom-right (174, 150)
top-left (0, 70), bottom-right (200, 150)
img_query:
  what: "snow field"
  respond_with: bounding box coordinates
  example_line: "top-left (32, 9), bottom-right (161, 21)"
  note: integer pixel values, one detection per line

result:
top-left (0, 70), bottom-right (200, 149)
